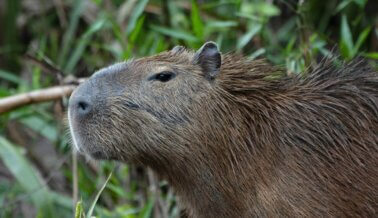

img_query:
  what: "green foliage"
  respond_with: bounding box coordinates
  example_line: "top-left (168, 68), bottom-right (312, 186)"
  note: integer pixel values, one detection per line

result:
top-left (0, 0), bottom-right (376, 217)
top-left (340, 15), bottom-right (372, 60)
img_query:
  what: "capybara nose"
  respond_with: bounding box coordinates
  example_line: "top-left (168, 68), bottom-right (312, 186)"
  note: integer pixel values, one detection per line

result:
top-left (70, 97), bottom-right (92, 118)
top-left (77, 99), bottom-right (91, 115)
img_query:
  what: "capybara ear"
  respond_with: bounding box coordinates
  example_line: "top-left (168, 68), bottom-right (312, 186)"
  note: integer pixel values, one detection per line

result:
top-left (171, 45), bottom-right (185, 53)
top-left (193, 41), bottom-right (221, 80)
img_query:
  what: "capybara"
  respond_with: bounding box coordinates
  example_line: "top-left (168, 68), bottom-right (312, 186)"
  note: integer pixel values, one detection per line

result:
top-left (68, 42), bottom-right (378, 217)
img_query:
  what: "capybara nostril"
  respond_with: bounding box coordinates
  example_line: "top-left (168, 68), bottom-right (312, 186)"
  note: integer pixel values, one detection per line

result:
top-left (75, 98), bottom-right (91, 116)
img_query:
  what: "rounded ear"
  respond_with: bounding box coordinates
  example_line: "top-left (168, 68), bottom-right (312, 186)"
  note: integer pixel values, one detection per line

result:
top-left (171, 45), bottom-right (185, 54)
top-left (193, 41), bottom-right (221, 80)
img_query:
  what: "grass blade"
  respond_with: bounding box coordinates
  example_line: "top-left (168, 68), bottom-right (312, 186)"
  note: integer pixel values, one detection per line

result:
top-left (139, 197), bottom-right (154, 218)
top-left (339, 15), bottom-right (354, 58)
top-left (64, 18), bottom-right (107, 73)
top-left (364, 52), bottom-right (378, 59)
top-left (249, 48), bottom-right (266, 60)
top-left (126, 0), bottom-right (149, 34)
top-left (150, 25), bottom-right (199, 42)
top-left (207, 21), bottom-right (238, 29)
top-left (75, 201), bottom-right (85, 218)
top-left (237, 23), bottom-right (262, 50)
top-left (0, 69), bottom-right (23, 84)
top-left (354, 26), bottom-right (371, 54)
top-left (58, 0), bottom-right (85, 68)
top-left (86, 171), bottom-right (113, 218)
top-left (191, 0), bottom-right (204, 39)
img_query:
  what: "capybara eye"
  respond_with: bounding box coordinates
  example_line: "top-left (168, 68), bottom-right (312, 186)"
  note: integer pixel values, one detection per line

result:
top-left (149, 71), bottom-right (176, 82)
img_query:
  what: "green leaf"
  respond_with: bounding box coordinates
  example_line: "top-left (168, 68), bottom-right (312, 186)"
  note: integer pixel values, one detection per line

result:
top-left (354, 26), bottom-right (371, 54)
top-left (32, 67), bottom-right (41, 90)
top-left (64, 18), bottom-right (107, 73)
top-left (335, 0), bottom-right (352, 12)
top-left (249, 48), bottom-right (266, 60)
top-left (130, 15), bottom-right (146, 43)
top-left (58, 0), bottom-right (85, 68)
top-left (339, 15), bottom-right (354, 59)
top-left (139, 197), bottom-right (154, 218)
top-left (237, 23), bottom-right (262, 50)
top-left (285, 36), bottom-right (297, 54)
top-left (240, 2), bottom-right (280, 18)
top-left (75, 201), bottom-right (85, 218)
top-left (207, 21), bottom-right (238, 29)
top-left (0, 136), bottom-right (54, 216)
top-left (352, 0), bottom-right (367, 8)
top-left (20, 116), bottom-right (58, 142)
top-left (257, 2), bottom-right (280, 17)
top-left (191, 0), bottom-right (204, 38)
top-left (0, 69), bottom-right (23, 84)
top-left (86, 171), bottom-right (113, 218)
top-left (126, 0), bottom-right (149, 34)
top-left (149, 25), bottom-right (199, 42)
top-left (49, 191), bottom-right (73, 209)
top-left (364, 52), bottom-right (378, 59)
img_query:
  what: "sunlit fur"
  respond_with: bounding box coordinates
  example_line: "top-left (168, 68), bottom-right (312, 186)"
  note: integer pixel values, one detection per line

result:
top-left (69, 46), bottom-right (378, 217)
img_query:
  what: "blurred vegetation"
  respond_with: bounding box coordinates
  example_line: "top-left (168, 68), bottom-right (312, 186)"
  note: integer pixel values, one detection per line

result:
top-left (0, 0), bottom-right (377, 217)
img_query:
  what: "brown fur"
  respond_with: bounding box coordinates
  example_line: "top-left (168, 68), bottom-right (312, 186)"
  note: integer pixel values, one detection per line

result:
top-left (68, 43), bottom-right (378, 217)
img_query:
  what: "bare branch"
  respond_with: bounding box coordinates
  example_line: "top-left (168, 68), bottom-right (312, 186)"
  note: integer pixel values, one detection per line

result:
top-left (0, 85), bottom-right (77, 114)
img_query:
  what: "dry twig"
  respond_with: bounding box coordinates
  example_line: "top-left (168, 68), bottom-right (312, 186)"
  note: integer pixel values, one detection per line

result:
top-left (0, 85), bottom-right (77, 114)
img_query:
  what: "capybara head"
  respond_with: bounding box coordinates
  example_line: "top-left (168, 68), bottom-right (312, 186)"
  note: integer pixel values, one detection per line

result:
top-left (68, 42), bottom-right (224, 162)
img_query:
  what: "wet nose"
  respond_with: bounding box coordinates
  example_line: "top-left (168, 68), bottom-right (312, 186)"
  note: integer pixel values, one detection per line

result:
top-left (77, 98), bottom-right (91, 115)
top-left (71, 96), bottom-right (92, 117)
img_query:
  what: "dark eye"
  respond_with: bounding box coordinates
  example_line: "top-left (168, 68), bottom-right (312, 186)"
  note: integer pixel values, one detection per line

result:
top-left (149, 71), bottom-right (176, 82)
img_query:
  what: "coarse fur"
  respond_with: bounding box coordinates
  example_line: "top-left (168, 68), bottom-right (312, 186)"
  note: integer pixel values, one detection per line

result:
top-left (68, 42), bottom-right (378, 217)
